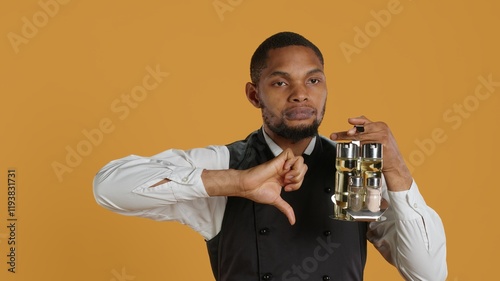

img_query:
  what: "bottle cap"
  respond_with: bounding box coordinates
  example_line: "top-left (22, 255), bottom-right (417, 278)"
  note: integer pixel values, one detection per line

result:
top-left (336, 142), bottom-right (359, 159)
top-left (366, 177), bottom-right (381, 188)
top-left (362, 143), bottom-right (383, 159)
top-left (348, 176), bottom-right (363, 187)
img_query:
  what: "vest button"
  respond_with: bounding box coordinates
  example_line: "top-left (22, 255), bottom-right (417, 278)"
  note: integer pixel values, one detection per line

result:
top-left (324, 187), bottom-right (332, 193)
top-left (259, 227), bottom-right (270, 235)
top-left (323, 230), bottom-right (331, 236)
top-left (262, 273), bottom-right (273, 280)
top-left (322, 275), bottom-right (331, 280)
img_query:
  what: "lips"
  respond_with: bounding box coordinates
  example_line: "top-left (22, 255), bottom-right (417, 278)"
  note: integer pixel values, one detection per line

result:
top-left (284, 107), bottom-right (316, 120)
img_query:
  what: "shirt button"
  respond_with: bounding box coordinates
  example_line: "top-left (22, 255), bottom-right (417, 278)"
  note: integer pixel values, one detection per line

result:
top-left (324, 187), bottom-right (332, 193)
top-left (323, 230), bottom-right (331, 236)
top-left (262, 273), bottom-right (273, 280)
top-left (182, 177), bottom-right (188, 182)
top-left (259, 228), bottom-right (270, 235)
top-left (413, 203), bottom-right (418, 208)
top-left (322, 275), bottom-right (331, 280)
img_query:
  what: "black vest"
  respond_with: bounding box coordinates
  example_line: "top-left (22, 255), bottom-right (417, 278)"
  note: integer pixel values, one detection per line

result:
top-left (207, 130), bottom-right (367, 281)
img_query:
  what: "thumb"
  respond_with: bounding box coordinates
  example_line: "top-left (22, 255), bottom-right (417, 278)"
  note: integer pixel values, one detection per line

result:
top-left (272, 196), bottom-right (296, 225)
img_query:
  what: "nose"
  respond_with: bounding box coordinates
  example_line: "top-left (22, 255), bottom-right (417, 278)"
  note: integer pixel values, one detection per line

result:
top-left (289, 84), bottom-right (308, 103)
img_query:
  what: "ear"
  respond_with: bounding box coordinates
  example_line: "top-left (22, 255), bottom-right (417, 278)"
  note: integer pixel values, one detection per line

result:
top-left (245, 82), bottom-right (261, 108)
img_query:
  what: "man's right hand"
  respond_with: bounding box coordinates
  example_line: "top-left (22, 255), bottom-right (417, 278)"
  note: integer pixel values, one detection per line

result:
top-left (203, 148), bottom-right (307, 225)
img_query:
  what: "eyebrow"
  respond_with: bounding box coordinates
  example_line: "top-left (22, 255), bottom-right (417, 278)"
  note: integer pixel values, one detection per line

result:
top-left (268, 68), bottom-right (325, 78)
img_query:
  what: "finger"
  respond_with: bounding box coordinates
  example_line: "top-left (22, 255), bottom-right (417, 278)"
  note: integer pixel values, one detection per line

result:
top-left (283, 161), bottom-right (307, 185)
top-left (331, 116), bottom-right (373, 141)
top-left (347, 116), bottom-right (371, 125)
top-left (272, 196), bottom-right (296, 225)
top-left (278, 148), bottom-right (297, 171)
top-left (283, 156), bottom-right (299, 171)
top-left (283, 173), bottom-right (305, 191)
top-left (283, 178), bottom-right (304, 192)
top-left (285, 155), bottom-right (304, 171)
top-left (330, 129), bottom-right (357, 141)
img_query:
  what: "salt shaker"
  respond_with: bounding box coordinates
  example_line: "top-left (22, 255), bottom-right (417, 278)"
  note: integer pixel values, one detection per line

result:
top-left (365, 177), bottom-right (382, 212)
top-left (348, 176), bottom-right (364, 212)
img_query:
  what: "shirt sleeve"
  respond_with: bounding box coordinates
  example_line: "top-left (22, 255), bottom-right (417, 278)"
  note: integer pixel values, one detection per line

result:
top-left (92, 145), bottom-right (229, 240)
top-left (367, 179), bottom-right (448, 281)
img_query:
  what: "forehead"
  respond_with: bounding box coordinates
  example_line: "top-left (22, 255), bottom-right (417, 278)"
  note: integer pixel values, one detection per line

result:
top-left (264, 46), bottom-right (323, 74)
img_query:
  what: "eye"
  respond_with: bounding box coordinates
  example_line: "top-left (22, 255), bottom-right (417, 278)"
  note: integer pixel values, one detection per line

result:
top-left (308, 78), bottom-right (321, 84)
top-left (273, 81), bottom-right (288, 87)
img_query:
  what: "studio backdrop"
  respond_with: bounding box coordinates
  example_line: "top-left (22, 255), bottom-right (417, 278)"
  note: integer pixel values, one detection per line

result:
top-left (1, 0), bottom-right (499, 280)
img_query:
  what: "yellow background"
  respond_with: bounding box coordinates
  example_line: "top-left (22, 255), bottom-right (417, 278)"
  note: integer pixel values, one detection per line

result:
top-left (1, 0), bottom-right (499, 280)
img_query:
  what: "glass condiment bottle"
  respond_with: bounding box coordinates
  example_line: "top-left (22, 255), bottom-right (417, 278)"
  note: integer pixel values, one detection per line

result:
top-left (365, 177), bottom-right (382, 212)
top-left (361, 143), bottom-right (383, 185)
top-left (334, 142), bottom-right (360, 210)
top-left (348, 176), bottom-right (364, 212)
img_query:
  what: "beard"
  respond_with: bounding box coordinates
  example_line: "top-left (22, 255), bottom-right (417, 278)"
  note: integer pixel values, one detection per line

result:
top-left (267, 121), bottom-right (320, 143)
top-left (263, 105), bottom-right (325, 143)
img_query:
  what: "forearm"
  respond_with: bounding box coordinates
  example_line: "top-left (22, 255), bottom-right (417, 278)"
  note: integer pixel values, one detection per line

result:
top-left (151, 169), bottom-right (245, 198)
top-left (203, 169), bottom-right (243, 197)
top-left (382, 162), bottom-right (413, 192)
top-left (382, 138), bottom-right (413, 192)
top-left (93, 146), bottom-right (229, 212)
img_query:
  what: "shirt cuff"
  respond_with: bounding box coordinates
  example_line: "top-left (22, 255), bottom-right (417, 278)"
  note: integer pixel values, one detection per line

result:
top-left (132, 167), bottom-right (209, 202)
top-left (387, 180), bottom-right (428, 221)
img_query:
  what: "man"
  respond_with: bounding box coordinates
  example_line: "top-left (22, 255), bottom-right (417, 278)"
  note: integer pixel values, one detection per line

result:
top-left (93, 32), bottom-right (447, 280)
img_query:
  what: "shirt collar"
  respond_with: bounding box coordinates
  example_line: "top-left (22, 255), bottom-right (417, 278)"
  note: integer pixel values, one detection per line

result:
top-left (261, 127), bottom-right (316, 157)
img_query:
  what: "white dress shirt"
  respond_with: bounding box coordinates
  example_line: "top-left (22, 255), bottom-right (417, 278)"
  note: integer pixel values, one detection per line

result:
top-left (93, 132), bottom-right (447, 281)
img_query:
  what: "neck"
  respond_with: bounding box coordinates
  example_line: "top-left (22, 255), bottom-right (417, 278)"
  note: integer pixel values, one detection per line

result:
top-left (263, 126), bottom-right (314, 156)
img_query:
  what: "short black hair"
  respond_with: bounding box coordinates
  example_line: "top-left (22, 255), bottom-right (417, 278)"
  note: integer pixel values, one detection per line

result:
top-left (250, 31), bottom-right (324, 84)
